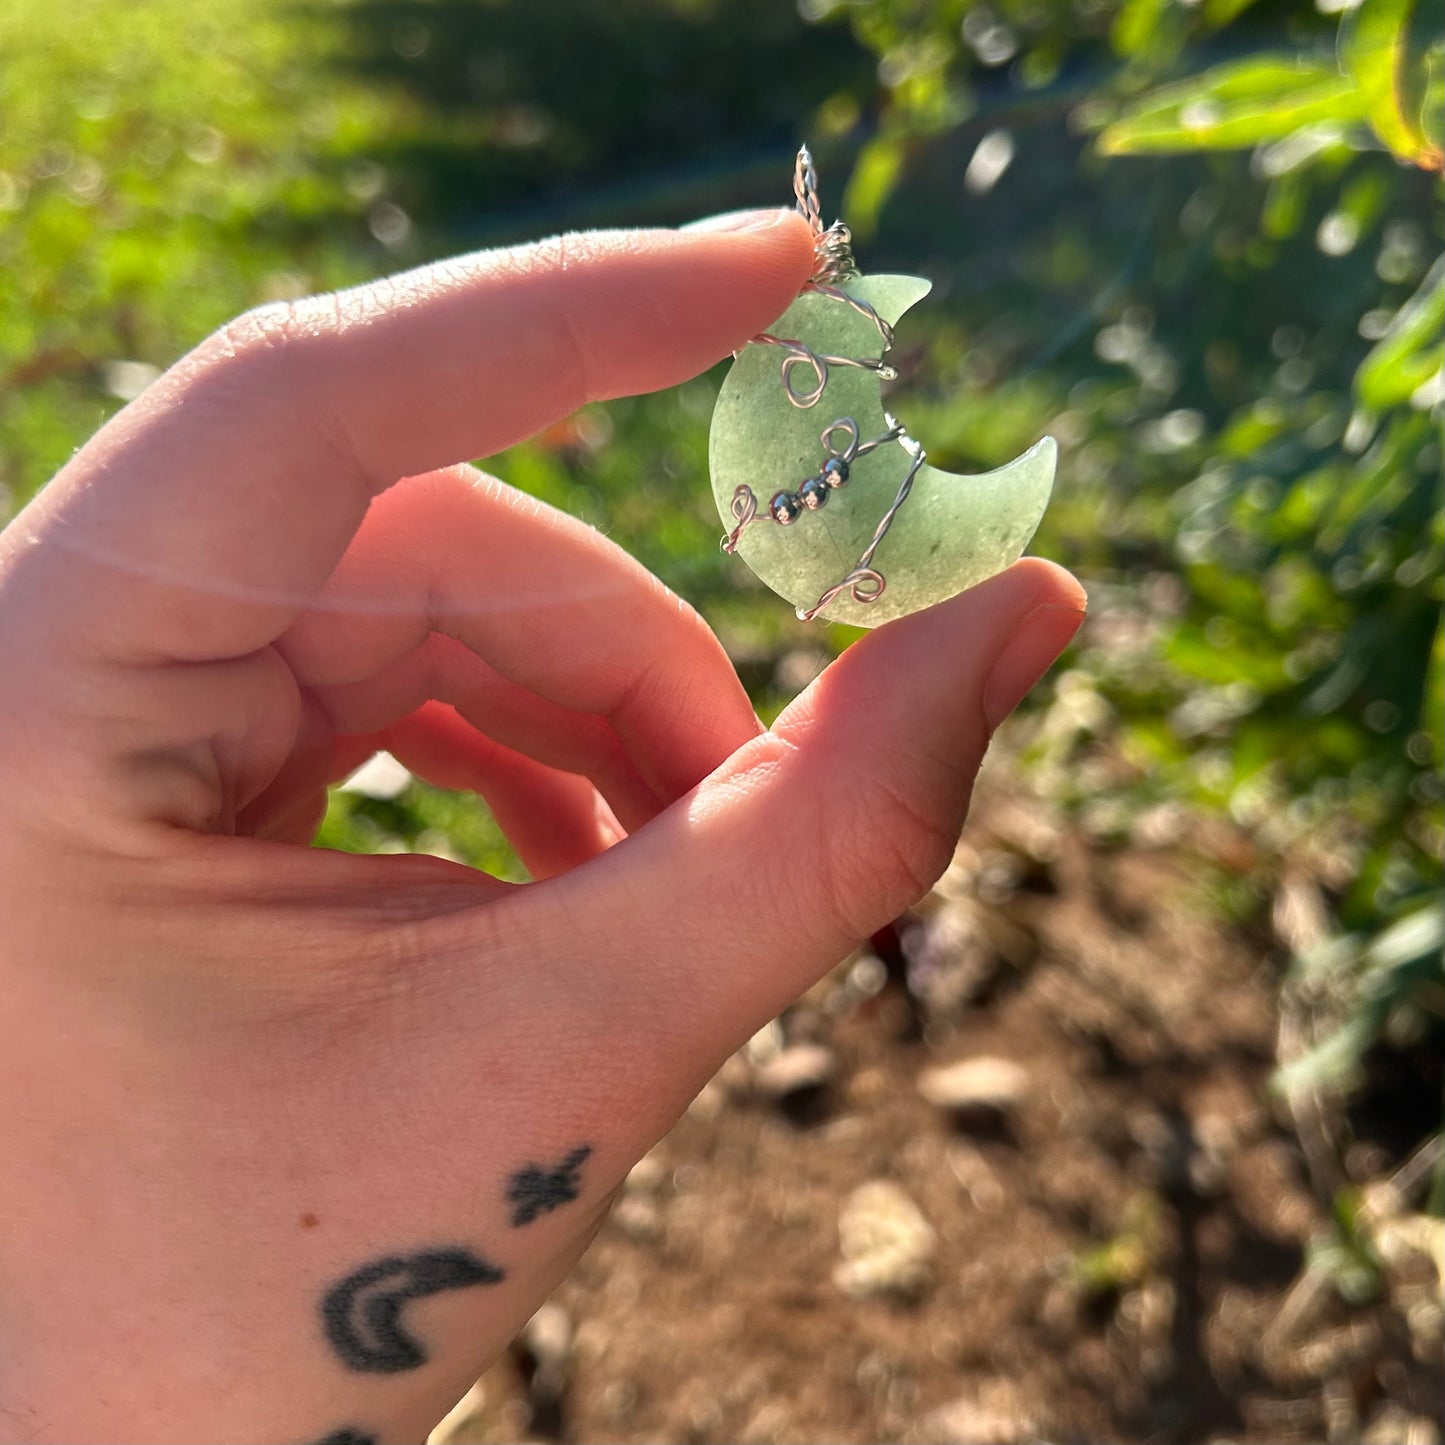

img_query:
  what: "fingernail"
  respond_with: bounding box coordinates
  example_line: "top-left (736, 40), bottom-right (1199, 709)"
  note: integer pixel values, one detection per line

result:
top-left (983, 604), bottom-right (1085, 732)
top-left (681, 207), bottom-right (791, 234)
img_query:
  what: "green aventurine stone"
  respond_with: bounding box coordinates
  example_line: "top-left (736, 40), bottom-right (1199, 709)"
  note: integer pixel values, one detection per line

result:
top-left (709, 274), bottom-right (1057, 627)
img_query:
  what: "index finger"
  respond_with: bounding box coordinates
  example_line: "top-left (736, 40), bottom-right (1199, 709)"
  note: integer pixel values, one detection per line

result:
top-left (5, 212), bottom-right (815, 667)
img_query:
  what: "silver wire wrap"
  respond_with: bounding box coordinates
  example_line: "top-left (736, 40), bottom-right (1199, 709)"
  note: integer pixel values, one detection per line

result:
top-left (718, 145), bottom-right (929, 620)
top-left (796, 438), bottom-right (927, 622)
top-left (795, 145), bottom-right (859, 286)
top-left (740, 149), bottom-right (896, 410)
top-left (722, 483), bottom-right (759, 549)
top-left (752, 336), bottom-right (896, 410)
top-left (720, 414), bottom-right (905, 555)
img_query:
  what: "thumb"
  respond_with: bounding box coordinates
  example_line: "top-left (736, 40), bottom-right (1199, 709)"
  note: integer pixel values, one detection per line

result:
top-left (551, 557), bottom-right (1086, 1064)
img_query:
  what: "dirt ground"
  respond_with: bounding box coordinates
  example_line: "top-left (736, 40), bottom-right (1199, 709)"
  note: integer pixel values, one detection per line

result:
top-left (430, 767), bottom-right (1444, 1445)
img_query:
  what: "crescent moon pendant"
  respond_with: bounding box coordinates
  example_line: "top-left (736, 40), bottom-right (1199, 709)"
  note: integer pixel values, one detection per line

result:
top-left (709, 273), bottom-right (1057, 627)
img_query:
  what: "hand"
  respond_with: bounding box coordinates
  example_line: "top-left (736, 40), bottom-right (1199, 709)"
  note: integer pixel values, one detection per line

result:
top-left (0, 208), bottom-right (1084, 1444)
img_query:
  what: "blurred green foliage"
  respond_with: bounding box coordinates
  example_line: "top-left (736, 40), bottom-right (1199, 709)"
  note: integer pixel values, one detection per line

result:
top-left (1, 0), bottom-right (1440, 1109)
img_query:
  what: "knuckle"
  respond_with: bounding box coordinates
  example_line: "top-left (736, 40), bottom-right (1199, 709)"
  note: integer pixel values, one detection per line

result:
top-left (190, 300), bottom-right (319, 415)
top-left (529, 233), bottom-right (595, 403)
top-left (209, 299), bottom-right (311, 369)
top-left (189, 295), bottom-right (367, 482)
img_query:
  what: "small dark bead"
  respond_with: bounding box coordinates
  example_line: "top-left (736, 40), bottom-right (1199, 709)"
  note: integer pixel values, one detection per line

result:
top-left (822, 456), bottom-right (850, 486)
top-left (800, 476), bottom-right (830, 510)
top-left (769, 490), bottom-right (804, 524)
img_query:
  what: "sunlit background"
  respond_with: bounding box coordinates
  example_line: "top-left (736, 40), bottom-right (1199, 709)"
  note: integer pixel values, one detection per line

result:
top-left (1, 0), bottom-right (1441, 1440)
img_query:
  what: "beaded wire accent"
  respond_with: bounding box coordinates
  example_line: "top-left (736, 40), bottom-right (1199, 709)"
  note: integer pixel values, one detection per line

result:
top-left (719, 146), bottom-right (930, 623)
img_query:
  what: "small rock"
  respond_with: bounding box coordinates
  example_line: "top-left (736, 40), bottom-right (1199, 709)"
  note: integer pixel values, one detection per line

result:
top-left (833, 1180), bottom-right (935, 1298)
top-left (1374, 1212), bottom-right (1445, 1278)
top-left (1127, 1108), bottom-right (1192, 1192)
top-left (1130, 801), bottom-right (1189, 849)
top-left (518, 1302), bottom-right (572, 1434)
top-left (784, 1002), bottom-right (830, 1042)
top-left (846, 951), bottom-right (889, 1000)
top-left (599, 1378), bottom-right (639, 1425)
top-left (338, 749), bottom-right (412, 800)
top-left (946, 1140), bottom-right (1005, 1211)
top-left (987, 796), bottom-right (1065, 866)
top-left (687, 1079), bottom-right (727, 1122)
top-left (744, 1018), bottom-right (785, 1065)
top-left (426, 1380), bottom-right (488, 1445)
top-left (522, 1301), bottom-right (571, 1371)
top-left (974, 847), bottom-right (1035, 903)
top-left (918, 1057), bottom-right (1030, 1124)
top-left (1271, 869), bottom-right (1330, 954)
top-left (902, 902), bottom-right (1000, 1023)
top-left (752, 1042), bottom-right (837, 1099)
top-left (713, 1050), bottom-right (753, 1098)
top-left (916, 1380), bottom-right (1042, 1445)
top-left (612, 1193), bottom-right (664, 1242)
top-left (1361, 1406), bottom-right (1441, 1445)
top-left (1189, 1110), bottom-right (1240, 1196)
top-left (847, 1066), bottom-right (890, 1108)
top-left (624, 1151), bottom-right (666, 1194)
top-left (1039, 1278), bottom-right (1081, 1343)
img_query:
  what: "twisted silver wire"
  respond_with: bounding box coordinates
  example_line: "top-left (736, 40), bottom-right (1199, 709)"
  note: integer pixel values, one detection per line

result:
top-left (793, 145), bottom-right (823, 235)
top-left (720, 145), bottom-right (928, 618)
top-left (720, 411), bottom-right (908, 556)
top-left (794, 145), bottom-right (859, 285)
top-left (805, 283), bottom-right (894, 348)
top-left (720, 484), bottom-right (759, 554)
top-left (746, 150), bottom-right (894, 409)
top-left (796, 440), bottom-right (927, 621)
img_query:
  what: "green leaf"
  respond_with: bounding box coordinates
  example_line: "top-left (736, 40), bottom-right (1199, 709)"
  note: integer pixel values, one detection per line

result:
top-left (1367, 903), bottom-right (1445, 976)
top-left (1340, 0), bottom-right (1445, 167)
top-left (1277, 902), bottom-right (1445, 1094)
top-left (1356, 252), bottom-right (1445, 409)
top-left (1098, 57), bottom-right (1367, 155)
top-left (841, 131), bottom-right (907, 242)
top-left (1203, 0), bottom-right (1263, 28)
top-left (1111, 0), bottom-right (1177, 62)
top-left (1420, 33), bottom-right (1445, 150)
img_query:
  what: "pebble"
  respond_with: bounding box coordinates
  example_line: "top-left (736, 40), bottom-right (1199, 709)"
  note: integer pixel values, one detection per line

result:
top-left (686, 1079), bottom-right (727, 1121)
top-left (624, 1151), bottom-right (666, 1194)
top-left (425, 1380), bottom-right (488, 1445)
top-left (833, 1180), bottom-right (936, 1298)
top-left (612, 1193), bottom-right (664, 1243)
top-left (752, 1042), bottom-right (837, 1100)
top-left (520, 1301), bottom-right (572, 1406)
top-left (915, 1381), bottom-right (1041, 1444)
top-left (917, 1057), bottom-right (1030, 1121)
top-left (522, 1301), bottom-right (571, 1368)
top-left (1361, 1406), bottom-right (1441, 1445)
top-left (1375, 1212), bottom-right (1444, 1277)
top-left (902, 902), bottom-right (999, 1023)
top-left (946, 1140), bottom-right (1005, 1211)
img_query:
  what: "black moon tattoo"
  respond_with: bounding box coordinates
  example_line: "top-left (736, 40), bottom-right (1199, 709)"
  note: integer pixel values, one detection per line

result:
top-left (320, 1247), bottom-right (504, 1373)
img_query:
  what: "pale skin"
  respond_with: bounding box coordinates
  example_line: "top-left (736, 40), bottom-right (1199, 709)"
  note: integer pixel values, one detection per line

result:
top-left (0, 206), bottom-right (1085, 1444)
